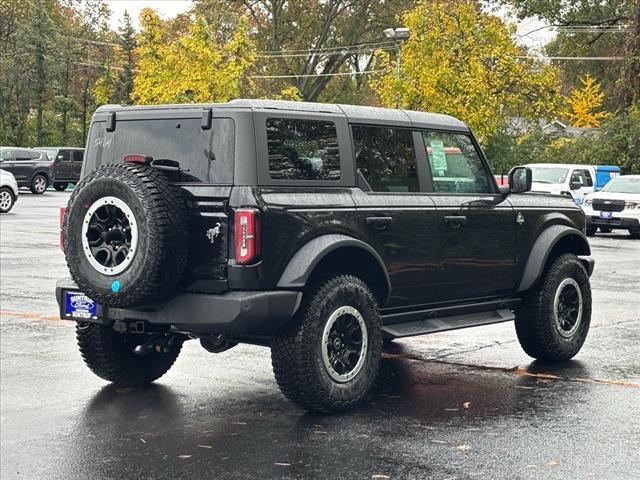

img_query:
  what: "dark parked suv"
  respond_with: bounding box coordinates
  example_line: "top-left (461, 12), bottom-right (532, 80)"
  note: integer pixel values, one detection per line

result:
top-left (38, 147), bottom-right (85, 191)
top-left (0, 146), bottom-right (52, 194)
top-left (56, 100), bottom-right (594, 412)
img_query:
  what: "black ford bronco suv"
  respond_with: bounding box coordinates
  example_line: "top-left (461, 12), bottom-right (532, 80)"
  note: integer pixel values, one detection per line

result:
top-left (56, 100), bottom-right (594, 413)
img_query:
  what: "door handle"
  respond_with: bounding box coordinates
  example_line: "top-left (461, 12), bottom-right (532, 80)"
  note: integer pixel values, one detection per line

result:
top-left (366, 216), bottom-right (393, 230)
top-left (443, 215), bottom-right (467, 228)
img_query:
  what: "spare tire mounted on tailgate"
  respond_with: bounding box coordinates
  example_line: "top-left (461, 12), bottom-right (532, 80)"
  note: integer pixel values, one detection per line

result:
top-left (63, 163), bottom-right (189, 307)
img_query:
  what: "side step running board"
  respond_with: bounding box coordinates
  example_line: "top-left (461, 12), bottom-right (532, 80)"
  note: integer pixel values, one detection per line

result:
top-left (382, 308), bottom-right (515, 338)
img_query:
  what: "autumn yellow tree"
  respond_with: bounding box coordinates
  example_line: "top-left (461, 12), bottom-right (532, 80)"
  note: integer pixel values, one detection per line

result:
top-left (371, 0), bottom-right (561, 141)
top-left (565, 74), bottom-right (608, 128)
top-left (132, 9), bottom-right (256, 104)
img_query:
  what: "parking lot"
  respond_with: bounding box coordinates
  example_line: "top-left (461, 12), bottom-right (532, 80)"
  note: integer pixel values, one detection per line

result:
top-left (1, 191), bottom-right (639, 480)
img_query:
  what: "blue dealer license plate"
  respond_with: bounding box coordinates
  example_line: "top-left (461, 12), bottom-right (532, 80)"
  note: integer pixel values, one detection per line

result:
top-left (64, 291), bottom-right (98, 320)
top-left (599, 211), bottom-right (613, 219)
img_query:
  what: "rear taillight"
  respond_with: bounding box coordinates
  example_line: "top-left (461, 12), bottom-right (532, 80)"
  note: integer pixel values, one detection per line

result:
top-left (59, 206), bottom-right (66, 251)
top-left (234, 208), bottom-right (260, 264)
top-left (123, 154), bottom-right (151, 164)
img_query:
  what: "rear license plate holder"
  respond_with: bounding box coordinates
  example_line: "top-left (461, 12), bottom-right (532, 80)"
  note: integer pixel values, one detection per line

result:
top-left (64, 291), bottom-right (98, 320)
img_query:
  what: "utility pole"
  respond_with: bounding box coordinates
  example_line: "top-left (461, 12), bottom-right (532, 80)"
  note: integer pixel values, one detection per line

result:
top-left (383, 27), bottom-right (411, 108)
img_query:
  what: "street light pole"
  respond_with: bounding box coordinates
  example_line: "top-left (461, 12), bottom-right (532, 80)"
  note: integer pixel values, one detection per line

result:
top-left (383, 27), bottom-right (411, 108)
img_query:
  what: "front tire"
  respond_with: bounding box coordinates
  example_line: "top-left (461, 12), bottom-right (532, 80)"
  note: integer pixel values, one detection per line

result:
top-left (76, 322), bottom-right (182, 386)
top-left (30, 174), bottom-right (48, 194)
top-left (0, 187), bottom-right (15, 213)
top-left (53, 182), bottom-right (68, 191)
top-left (515, 253), bottom-right (591, 362)
top-left (271, 275), bottom-right (382, 413)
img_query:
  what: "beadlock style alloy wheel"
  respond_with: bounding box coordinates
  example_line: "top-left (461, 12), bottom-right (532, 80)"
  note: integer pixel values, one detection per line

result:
top-left (321, 306), bottom-right (369, 383)
top-left (81, 196), bottom-right (139, 276)
top-left (553, 277), bottom-right (583, 338)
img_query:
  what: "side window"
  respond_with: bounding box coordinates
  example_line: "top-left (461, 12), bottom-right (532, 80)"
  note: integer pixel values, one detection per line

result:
top-left (0, 150), bottom-right (15, 161)
top-left (352, 125), bottom-right (418, 192)
top-left (422, 132), bottom-right (491, 194)
top-left (58, 150), bottom-right (71, 162)
top-left (72, 150), bottom-right (84, 163)
top-left (582, 169), bottom-right (593, 187)
top-left (15, 150), bottom-right (32, 161)
top-left (29, 151), bottom-right (41, 159)
top-left (266, 118), bottom-right (340, 181)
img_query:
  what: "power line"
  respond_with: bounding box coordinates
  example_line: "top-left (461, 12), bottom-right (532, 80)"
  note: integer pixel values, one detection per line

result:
top-left (518, 55), bottom-right (625, 61)
top-left (256, 45), bottom-right (397, 58)
top-left (251, 69), bottom-right (387, 79)
top-left (256, 40), bottom-right (397, 55)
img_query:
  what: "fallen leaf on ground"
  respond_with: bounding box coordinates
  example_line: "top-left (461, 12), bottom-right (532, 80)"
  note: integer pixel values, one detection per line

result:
top-left (197, 444), bottom-right (212, 449)
top-left (462, 401), bottom-right (471, 410)
top-left (139, 438), bottom-right (146, 444)
top-left (547, 459), bottom-right (561, 466)
top-left (371, 475), bottom-right (390, 480)
top-left (431, 439), bottom-right (448, 444)
top-left (456, 444), bottom-right (472, 451)
top-left (274, 462), bottom-right (291, 466)
top-left (178, 455), bottom-right (192, 459)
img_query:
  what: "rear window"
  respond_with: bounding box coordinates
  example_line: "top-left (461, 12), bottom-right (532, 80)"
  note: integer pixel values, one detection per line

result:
top-left (266, 118), bottom-right (341, 181)
top-left (86, 117), bottom-right (234, 183)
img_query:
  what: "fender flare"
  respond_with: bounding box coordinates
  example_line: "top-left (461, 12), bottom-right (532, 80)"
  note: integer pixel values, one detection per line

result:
top-left (518, 225), bottom-right (591, 292)
top-left (276, 234), bottom-right (391, 303)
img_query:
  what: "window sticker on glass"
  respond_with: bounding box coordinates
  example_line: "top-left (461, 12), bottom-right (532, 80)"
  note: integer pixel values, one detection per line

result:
top-left (430, 140), bottom-right (447, 174)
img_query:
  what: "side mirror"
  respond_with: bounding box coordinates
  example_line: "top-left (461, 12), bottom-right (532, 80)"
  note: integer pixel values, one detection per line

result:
top-left (56, 155), bottom-right (64, 162)
top-left (508, 166), bottom-right (532, 194)
top-left (569, 181), bottom-right (582, 190)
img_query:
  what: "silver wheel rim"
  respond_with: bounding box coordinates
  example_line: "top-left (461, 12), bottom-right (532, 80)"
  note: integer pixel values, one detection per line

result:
top-left (553, 278), bottom-right (583, 338)
top-left (34, 176), bottom-right (46, 193)
top-left (321, 306), bottom-right (368, 383)
top-left (81, 196), bottom-right (139, 276)
top-left (0, 191), bottom-right (12, 210)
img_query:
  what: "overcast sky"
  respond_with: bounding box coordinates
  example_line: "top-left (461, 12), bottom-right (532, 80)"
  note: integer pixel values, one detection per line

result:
top-left (104, 0), bottom-right (553, 51)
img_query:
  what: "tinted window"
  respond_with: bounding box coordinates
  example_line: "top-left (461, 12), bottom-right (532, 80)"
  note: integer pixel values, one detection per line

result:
top-left (87, 117), bottom-right (234, 183)
top-left (58, 150), bottom-right (71, 161)
top-left (423, 132), bottom-right (491, 193)
top-left (266, 118), bottom-right (340, 181)
top-left (72, 150), bottom-right (84, 163)
top-left (15, 150), bottom-right (32, 161)
top-left (352, 125), bottom-right (418, 192)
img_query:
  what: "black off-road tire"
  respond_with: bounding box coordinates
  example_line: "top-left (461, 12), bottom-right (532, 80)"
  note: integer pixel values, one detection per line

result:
top-left (515, 253), bottom-right (591, 362)
top-left (271, 274), bottom-right (382, 413)
top-left (630, 230), bottom-right (640, 239)
top-left (76, 322), bottom-right (181, 386)
top-left (53, 182), bottom-right (68, 191)
top-left (64, 163), bottom-right (189, 307)
top-left (30, 173), bottom-right (48, 194)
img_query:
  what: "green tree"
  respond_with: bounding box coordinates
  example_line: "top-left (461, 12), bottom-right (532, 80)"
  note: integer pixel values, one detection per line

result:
top-left (504, 0), bottom-right (640, 110)
top-left (113, 10), bottom-right (136, 104)
top-left (132, 9), bottom-right (256, 104)
top-left (371, 0), bottom-right (561, 141)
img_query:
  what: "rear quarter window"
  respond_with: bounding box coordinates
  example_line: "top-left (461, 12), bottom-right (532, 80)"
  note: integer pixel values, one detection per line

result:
top-left (85, 117), bottom-right (234, 184)
top-left (266, 118), bottom-right (341, 181)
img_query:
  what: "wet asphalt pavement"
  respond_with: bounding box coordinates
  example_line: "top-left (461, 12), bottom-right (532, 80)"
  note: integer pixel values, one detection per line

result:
top-left (1, 191), bottom-right (639, 480)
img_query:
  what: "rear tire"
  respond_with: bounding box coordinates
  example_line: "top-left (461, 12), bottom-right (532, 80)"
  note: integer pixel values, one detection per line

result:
top-left (76, 322), bottom-right (182, 386)
top-left (630, 230), bottom-right (640, 239)
top-left (0, 187), bottom-right (15, 213)
top-left (30, 174), bottom-right (48, 194)
top-left (53, 182), bottom-right (68, 191)
top-left (515, 253), bottom-right (591, 362)
top-left (271, 274), bottom-right (382, 413)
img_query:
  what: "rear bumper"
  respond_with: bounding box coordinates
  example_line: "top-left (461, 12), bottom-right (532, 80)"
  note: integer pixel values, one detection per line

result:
top-left (55, 279), bottom-right (302, 335)
top-left (586, 215), bottom-right (640, 230)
